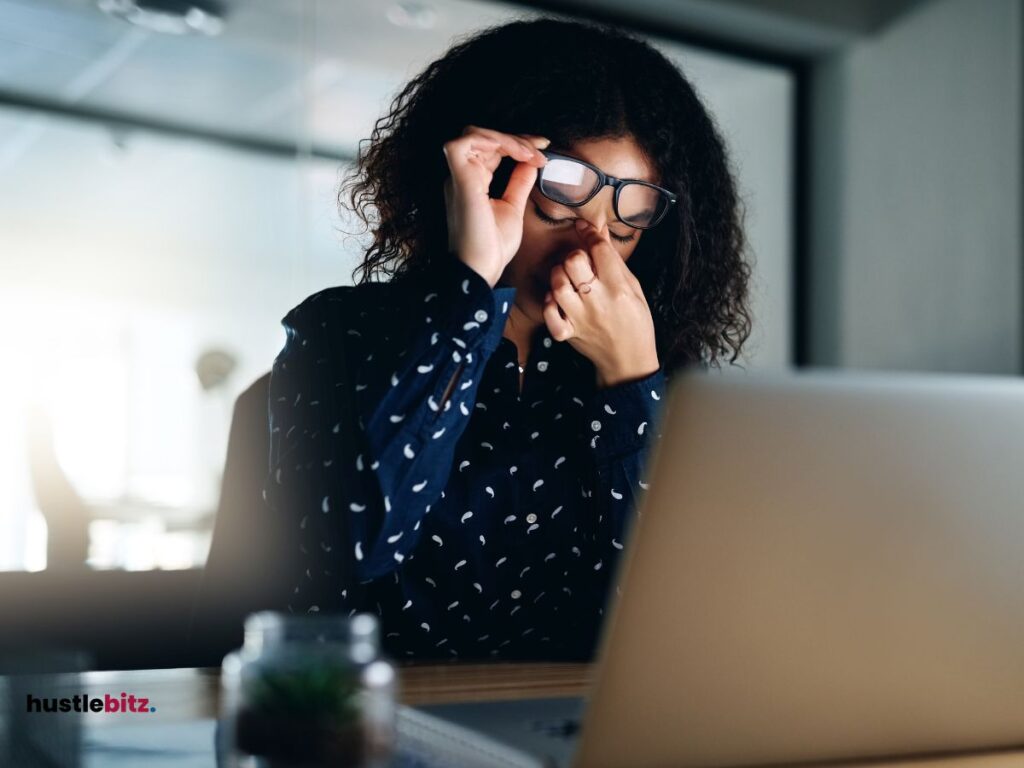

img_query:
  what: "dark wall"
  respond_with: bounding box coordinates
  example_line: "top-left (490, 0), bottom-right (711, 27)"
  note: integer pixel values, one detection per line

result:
top-left (0, 569), bottom-right (203, 670)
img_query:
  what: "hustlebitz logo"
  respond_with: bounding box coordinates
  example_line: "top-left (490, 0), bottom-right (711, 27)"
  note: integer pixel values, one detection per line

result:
top-left (26, 692), bottom-right (156, 714)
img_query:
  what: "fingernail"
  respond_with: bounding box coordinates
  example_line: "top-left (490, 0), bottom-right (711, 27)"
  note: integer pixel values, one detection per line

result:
top-left (575, 219), bottom-right (589, 231)
top-left (540, 138), bottom-right (551, 148)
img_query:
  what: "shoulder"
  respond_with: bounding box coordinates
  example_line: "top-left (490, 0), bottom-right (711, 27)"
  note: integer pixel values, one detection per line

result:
top-left (282, 281), bottom-right (408, 338)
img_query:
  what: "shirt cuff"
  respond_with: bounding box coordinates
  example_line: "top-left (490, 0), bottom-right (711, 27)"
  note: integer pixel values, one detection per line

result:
top-left (584, 367), bottom-right (667, 460)
top-left (421, 254), bottom-right (517, 356)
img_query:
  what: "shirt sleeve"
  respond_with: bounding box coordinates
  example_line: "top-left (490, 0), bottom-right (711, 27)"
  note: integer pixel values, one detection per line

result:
top-left (577, 366), bottom-right (669, 621)
top-left (349, 255), bottom-right (517, 581)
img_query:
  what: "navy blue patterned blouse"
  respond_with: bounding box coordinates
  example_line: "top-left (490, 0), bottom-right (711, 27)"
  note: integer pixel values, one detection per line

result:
top-left (264, 253), bottom-right (668, 661)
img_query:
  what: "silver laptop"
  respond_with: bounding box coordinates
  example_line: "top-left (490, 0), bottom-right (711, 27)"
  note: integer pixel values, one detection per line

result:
top-left (409, 369), bottom-right (1024, 767)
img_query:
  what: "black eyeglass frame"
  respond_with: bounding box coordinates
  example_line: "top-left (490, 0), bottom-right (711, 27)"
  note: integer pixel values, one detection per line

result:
top-left (535, 149), bottom-right (678, 230)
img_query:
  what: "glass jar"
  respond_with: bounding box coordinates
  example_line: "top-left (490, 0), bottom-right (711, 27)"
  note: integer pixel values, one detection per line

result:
top-left (218, 612), bottom-right (397, 768)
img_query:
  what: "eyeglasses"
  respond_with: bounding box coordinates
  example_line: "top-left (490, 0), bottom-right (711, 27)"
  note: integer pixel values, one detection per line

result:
top-left (535, 149), bottom-right (677, 230)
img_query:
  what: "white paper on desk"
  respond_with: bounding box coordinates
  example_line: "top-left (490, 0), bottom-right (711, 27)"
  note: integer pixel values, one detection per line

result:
top-left (83, 718), bottom-right (217, 768)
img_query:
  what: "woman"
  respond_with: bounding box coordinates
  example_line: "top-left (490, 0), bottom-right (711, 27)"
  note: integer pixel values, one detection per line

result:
top-left (264, 17), bottom-right (752, 661)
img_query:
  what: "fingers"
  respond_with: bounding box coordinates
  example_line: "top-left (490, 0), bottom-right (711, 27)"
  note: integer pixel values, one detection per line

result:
top-left (443, 136), bottom-right (501, 198)
top-left (502, 159), bottom-right (541, 215)
top-left (517, 133), bottom-right (552, 147)
top-left (574, 219), bottom-right (627, 282)
top-left (543, 292), bottom-right (575, 342)
top-left (464, 126), bottom-right (550, 155)
top-left (550, 263), bottom-right (585, 315)
top-left (559, 248), bottom-right (596, 289)
top-left (443, 126), bottom-right (549, 203)
top-left (498, 132), bottom-right (549, 213)
top-left (455, 125), bottom-right (547, 168)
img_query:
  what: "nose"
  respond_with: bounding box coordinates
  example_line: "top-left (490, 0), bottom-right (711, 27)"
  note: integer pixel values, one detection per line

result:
top-left (574, 186), bottom-right (616, 233)
top-left (546, 209), bottom-right (611, 265)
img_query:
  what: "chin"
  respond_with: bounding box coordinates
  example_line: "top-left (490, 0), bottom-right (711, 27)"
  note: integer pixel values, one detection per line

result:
top-left (520, 295), bottom-right (544, 323)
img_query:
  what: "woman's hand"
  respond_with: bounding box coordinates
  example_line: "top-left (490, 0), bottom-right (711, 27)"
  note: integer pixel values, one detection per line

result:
top-left (543, 219), bottom-right (661, 388)
top-left (443, 125), bottom-right (549, 287)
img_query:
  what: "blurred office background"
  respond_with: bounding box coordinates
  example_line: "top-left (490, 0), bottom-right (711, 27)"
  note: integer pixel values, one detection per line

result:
top-left (0, 0), bottom-right (1019, 666)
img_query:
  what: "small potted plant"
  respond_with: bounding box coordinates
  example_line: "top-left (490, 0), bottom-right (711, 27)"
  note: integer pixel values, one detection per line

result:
top-left (234, 660), bottom-right (366, 766)
top-left (221, 613), bottom-right (395, 768)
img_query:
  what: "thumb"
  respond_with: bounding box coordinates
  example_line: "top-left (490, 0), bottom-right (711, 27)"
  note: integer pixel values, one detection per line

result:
top-left (501, 160), bottom-right (540, 215)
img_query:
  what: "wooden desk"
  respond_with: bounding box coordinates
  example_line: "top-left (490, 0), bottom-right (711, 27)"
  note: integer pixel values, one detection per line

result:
top-left (33, 666), bottom-right (1024, 767)
top-left (58, 663), bottom-right (594, 722)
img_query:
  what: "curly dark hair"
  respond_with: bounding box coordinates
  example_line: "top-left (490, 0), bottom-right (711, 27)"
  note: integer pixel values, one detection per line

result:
top-left (339, 16), bottom-right (753, 374)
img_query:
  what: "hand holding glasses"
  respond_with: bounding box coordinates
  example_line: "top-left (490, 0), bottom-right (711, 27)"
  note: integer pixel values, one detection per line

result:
top-left (442, 125), bottom-right (550, 288)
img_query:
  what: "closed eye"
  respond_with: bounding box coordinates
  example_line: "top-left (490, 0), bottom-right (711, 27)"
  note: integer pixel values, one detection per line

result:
top-left (532, 203), bottom-right (636, 244)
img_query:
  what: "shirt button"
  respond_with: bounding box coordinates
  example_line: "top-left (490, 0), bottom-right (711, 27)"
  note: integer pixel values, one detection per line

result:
top-left (591, 419), bottom-right (602, 432)
top-left (542, 337), bottom-right (552, 348)
top-left (536, 361), bottom-right (549, 372)
top-left (474, 309), bottom-right (488, 323)
top-left (526, 513), bottom-right (538, 524)
top-left (511, 590), bottom-right (522, 600)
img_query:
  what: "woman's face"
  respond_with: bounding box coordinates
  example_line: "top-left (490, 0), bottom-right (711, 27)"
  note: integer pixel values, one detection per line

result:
top-left (500, 135), bottom-right (656, 324)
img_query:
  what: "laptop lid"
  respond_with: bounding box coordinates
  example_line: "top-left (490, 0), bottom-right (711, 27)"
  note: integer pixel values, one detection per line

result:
top-left (574, 370), bottom-right (1024, 768)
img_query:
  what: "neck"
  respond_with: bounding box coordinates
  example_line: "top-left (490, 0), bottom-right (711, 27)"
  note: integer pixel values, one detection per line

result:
top-left (502, 300), bottom-right (542, 365)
